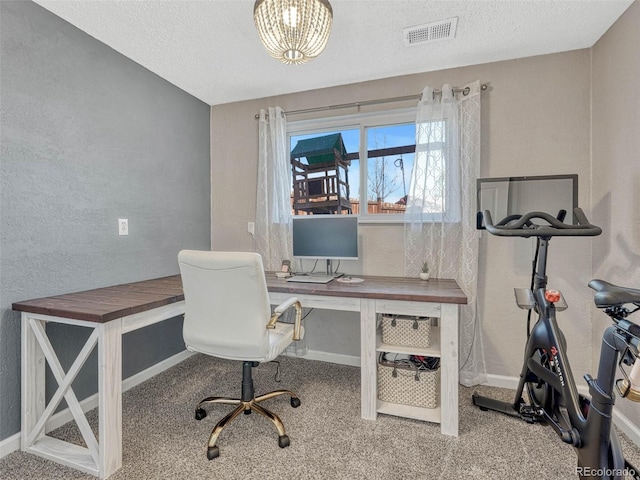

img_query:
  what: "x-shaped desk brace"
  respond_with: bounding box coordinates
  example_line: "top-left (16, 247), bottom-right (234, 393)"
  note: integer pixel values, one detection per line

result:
top-left (21, 313), bottom-right (122, 478)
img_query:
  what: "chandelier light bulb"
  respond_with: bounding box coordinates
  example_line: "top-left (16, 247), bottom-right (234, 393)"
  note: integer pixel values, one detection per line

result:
top-left (283, 6), bottom-right (298, 27)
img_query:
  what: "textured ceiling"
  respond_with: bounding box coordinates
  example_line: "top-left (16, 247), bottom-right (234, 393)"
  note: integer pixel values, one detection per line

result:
top-left (33, 0), bottom-right (633, 106)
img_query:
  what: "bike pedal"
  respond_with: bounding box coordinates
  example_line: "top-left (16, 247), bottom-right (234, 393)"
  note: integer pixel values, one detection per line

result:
top-left (519, 404), bottom-right (544, 423)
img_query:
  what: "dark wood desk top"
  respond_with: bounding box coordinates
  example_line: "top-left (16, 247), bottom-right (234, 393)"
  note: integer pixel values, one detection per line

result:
top-left (12, 275), bottom-right (184, 323)
top-left (266, 274), bottom-right (467, 305)
top-left (13, 274), bottom-right (466, 324)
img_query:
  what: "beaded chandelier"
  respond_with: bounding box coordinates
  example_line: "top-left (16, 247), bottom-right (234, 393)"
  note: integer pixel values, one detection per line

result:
top-left (253, 0), bottom-right (333, 65)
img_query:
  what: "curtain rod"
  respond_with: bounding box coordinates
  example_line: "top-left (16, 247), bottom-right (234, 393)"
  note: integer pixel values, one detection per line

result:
top-left (254, 83), bottom-right (488, 119)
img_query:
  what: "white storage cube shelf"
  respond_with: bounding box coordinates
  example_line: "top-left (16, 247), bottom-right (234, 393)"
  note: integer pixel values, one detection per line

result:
top-left (376, 315), bottom-right (442, 423)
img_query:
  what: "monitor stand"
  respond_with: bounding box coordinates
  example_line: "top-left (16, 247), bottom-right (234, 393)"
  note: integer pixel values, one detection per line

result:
top-left (286, 261), bottom-right (343, 284)
top-left (325, 259), bottom-right (343, 278)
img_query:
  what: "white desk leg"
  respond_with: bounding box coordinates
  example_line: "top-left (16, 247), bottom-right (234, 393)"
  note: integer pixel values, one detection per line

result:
top-left (98, 320), bottom-right (122, 479)
top-left (360, 299), bottom-right (377, 420)
top-left (21, 314), bottom-right (46, 450)
top-left (440, 303), bottom-right (459, 436)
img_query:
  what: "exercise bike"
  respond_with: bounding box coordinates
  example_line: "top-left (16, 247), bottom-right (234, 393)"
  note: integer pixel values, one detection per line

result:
top-left (472, 208), bottom-right (640, 479)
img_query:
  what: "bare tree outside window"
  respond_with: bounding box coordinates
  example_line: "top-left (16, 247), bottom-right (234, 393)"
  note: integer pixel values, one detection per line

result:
top-left (367, 136), bottom-right (401, 203)
top-left (365, 125), bottom-right (415, 214)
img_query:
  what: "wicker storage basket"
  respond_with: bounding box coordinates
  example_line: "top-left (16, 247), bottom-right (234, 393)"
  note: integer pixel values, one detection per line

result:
top-left (381, 315), bottom-right (432, 348)
top-left (377, 359), bottom-right (440, 409)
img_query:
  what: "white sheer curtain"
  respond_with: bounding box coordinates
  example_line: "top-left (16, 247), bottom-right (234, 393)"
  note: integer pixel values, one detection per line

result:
top-left (404, 81), bottom-right (486, 386)
top-left (255, 107), bottom-right (292, 271)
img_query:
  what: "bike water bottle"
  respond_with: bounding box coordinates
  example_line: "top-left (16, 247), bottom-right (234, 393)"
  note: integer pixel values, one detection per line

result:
top-left (623, 358), bottom-right (640, 402)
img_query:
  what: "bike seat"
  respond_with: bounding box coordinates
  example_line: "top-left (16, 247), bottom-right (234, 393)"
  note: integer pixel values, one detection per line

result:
top-left (588, 279), bottom-right (640, 308)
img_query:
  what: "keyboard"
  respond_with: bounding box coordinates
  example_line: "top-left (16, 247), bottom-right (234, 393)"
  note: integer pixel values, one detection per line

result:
top-left (286, 274), bottom-right (337, 284)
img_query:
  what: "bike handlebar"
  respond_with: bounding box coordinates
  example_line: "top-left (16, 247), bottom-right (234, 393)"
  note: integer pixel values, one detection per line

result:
top-left (483, 208), bottom-right (602, 238)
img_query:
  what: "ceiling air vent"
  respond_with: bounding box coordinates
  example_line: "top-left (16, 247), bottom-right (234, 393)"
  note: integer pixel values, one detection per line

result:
top-left (403, 17), bottom-right (458, 46)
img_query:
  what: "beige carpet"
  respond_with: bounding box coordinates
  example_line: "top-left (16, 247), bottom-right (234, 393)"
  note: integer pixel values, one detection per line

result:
top-left (1, 354), bottom-right (639, 479)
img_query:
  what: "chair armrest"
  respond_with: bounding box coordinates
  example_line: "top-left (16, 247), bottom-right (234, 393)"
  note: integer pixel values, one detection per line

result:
top-left (267, 297), bottom-right (303, 341)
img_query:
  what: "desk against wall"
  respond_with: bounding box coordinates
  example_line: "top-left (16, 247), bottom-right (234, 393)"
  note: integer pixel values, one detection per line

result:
top-left (13, 274), bottom-right (466, 479)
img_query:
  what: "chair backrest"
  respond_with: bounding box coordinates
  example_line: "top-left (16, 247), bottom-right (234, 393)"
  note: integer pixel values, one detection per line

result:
top-left (178, 250), bottom-right (272, 360)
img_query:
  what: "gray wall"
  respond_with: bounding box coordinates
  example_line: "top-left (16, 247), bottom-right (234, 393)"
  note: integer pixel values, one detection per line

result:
top-left (0, 1), bottom-right (210, 441)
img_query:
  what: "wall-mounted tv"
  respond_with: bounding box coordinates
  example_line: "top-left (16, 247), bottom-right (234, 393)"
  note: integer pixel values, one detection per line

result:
top-left (476, 174), bottom-right (578, 229)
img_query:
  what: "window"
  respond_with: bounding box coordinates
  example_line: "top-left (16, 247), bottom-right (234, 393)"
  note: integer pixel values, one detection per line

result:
top-left (288, 108), bottom-right (453, 222)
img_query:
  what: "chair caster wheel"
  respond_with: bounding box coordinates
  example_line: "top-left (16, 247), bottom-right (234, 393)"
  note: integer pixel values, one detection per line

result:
top-left (290, 397), bottom-right (301, 408)
top-left (195, 408), bottom-right (207, 420)
top-left (244, 409), bottom-right (252, 415)
top-left (278, 435), bottom-right (290, 448)
top-left (207, 446), bottom-right (220, 460)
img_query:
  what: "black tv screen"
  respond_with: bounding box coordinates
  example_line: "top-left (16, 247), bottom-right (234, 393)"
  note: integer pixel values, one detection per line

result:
top-left (476, 174), bottom-right (578, 229)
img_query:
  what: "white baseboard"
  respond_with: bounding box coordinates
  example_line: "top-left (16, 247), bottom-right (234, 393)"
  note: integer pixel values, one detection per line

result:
top-left (293, 349), bottom-right (361, 367)
top-left (0, 432), bottom-right (21, 459)
top-left (46, 349), bottom-right (194, 432)
top-left (613, 408), bottom-right (640, 447)
top-left (0, 349), bottom-right (194, 460)
top-left (483, 374), bottom-right (640, 447)
top-left (485, 373), bottom-right (591, 395)
top-left (484, 373), bottom-right (519, 390)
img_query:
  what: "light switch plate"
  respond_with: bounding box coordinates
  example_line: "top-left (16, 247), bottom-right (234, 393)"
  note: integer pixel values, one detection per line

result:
top-left (118, 218), bottom-right (128, 236)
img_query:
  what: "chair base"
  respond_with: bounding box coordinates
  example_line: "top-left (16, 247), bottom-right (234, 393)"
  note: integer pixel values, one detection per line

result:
top-left (195, 361), bottom-right (300, 459)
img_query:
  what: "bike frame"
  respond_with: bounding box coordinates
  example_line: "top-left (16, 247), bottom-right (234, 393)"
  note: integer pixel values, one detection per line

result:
top-left (511, 235), bottom-right (628, 476)
top-left (472, 209), bottom-right (639, 479)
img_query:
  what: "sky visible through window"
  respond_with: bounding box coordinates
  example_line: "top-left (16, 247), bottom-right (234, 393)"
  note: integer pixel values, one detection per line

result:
top-left (290, 123), bottom-right (415, 204)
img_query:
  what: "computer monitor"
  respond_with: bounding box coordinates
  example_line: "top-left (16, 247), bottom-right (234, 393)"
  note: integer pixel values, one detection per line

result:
top-left (292, 215), bottom-right (358, 261)
top-left (476, 174), bottom-right (578, 229)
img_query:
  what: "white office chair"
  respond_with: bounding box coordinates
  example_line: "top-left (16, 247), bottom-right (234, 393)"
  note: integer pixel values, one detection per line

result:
top-left (178, 250), bottom-right (304, 460)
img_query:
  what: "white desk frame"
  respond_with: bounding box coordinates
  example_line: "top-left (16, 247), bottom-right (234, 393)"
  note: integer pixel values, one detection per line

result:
top-left (19, 283), bottom-right (459, 479)
top-left (20, 302), bottom-right (185, 479)
top-left (268, 292), bottom-right (459, 435)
